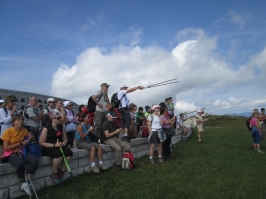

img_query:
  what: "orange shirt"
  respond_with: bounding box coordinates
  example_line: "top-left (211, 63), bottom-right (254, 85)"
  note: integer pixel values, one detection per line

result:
top-left (2, 127), bottom-right (29, 153)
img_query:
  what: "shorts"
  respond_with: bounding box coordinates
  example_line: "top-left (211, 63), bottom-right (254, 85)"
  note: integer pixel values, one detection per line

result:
top-left (42, 146), bottom-right (73, 158)
top-left (149, 131), bottom-right (162, 144)
top-left (76, 139), bottom-right (100, 151)
top-left (197, 125), bottom-right (204, 132)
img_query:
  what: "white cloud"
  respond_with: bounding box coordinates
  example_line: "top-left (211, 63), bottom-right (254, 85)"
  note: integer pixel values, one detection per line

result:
top-left (51, 28), bottom-right (266, 114)
top-left (227, 10), bottom-right (249, 29)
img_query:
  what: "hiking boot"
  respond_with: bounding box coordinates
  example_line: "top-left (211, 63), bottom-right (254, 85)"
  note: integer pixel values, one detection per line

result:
top-left (51, 173), bottom-right (60, 185)
top-left (99, 164), bottom-right (108, 170)
top-left (158, 158), bottom-right (164, 163)
top-left (257, 149), bottom-right (263, 153)
top-left (126, 136), bottom-right (131, 142)
top-left (198, 140), bottom-right (203, 144)
top-left (121, 137), bottom-right (127, 141)
top-left (114, 165), bottom-right (122, 171)
top-left (20, 182), bottom-right (32, 195)
top-left (92, 165), bottom-right (100, 173)
top-left (150, 158), bottom-right (155, 165)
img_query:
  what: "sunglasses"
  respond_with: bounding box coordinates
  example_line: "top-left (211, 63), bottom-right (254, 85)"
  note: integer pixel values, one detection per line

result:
top-left (68, 104), bottom-right (73, 107)
top-left (56, 117), bottom-right (62, 120)
top-left (10, 100), bottom-right (16, 102)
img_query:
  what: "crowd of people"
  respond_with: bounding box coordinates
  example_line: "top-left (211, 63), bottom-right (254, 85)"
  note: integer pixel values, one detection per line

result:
top-left (0, 83), bottom-right (224, 196)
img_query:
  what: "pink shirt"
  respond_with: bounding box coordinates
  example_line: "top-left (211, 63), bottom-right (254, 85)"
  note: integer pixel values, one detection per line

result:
top-left (160, 115), bottom-right (171, 128)
top-left (250, 118), bottom-right (258, 127)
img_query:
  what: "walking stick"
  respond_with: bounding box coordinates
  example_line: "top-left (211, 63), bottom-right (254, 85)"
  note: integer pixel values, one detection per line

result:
top-left (59, 147), bottom-right (82, 198)
top-left (143, 78), bottom-right (179, 89)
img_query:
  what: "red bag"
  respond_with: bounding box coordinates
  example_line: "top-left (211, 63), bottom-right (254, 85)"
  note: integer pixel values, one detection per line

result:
top-left (142, 126), bottom-right (149, 137)
top-left (121, 151), bottom-right (135, 170)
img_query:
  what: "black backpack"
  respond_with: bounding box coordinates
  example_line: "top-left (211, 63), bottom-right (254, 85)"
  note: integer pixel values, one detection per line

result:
top-left (246, 117), bottom-right (252, 131)
top-left (87, 92), bottom-right (103, 112)
top-left (111, 92), bottom-right (125, 108)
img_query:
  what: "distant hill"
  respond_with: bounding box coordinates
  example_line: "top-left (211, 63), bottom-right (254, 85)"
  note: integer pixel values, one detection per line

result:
top-left (223, 112), bottom-right (251, 117)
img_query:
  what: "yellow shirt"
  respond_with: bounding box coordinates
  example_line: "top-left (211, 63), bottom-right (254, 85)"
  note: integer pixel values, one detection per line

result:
top-left (2, 127), bottom-right (29, 153)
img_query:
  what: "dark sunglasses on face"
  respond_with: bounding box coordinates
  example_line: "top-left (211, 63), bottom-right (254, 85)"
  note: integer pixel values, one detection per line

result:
top-left (10, 100), bottom-right (16, 102)
top-left (56, 117), bottom-right (62, 120)
top-left (68, 104), bottom-right (73, 107)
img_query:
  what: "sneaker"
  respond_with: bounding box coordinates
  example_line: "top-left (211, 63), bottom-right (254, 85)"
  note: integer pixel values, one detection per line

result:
top-left (150, 158), bottom-right (155, 165)
top-left (158, 158), bottom-right (164, 163)
top-left (165, 156), bottom-right (172, 161)
top-left (257, 149), bottom-right (263, 153)
top-left (114, 165), bottom-right (122, 171)
top-left (121, 137), bottom-right (127, 141)
top-left (57, 169), bottom-right (64, 182)
top-left (51, 173), bottom-right (60, 185)
top-left (254, 148), bottom-right (258, 151)
top-left (99, 164), bottom-right (108, 170)
top-left (198, 140), bottom-right (203, 144)
top-left (20, 182), bottom-right (32, 195)
top-left (92, 165), bottom-right (100, 173)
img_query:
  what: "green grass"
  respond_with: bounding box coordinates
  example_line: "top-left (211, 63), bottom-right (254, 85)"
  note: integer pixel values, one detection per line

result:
top-left (19, 115), bottom-right (266, 199)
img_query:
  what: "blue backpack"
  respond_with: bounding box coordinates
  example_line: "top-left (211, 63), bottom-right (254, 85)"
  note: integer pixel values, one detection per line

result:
top-left (23, 136), bottom-right (42, 161)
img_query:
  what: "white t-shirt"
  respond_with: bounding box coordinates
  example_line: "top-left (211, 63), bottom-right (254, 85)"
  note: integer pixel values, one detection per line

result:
top-left (117, 90), bottom-right (129, 108)
top-left (0, 108), bottom-right (12, 137)
top-left (148, 114), bottom-right (162, 131)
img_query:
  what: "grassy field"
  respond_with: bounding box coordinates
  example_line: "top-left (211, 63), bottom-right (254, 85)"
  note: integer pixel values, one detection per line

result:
top-left (19, 115), bottom-right (266, 199)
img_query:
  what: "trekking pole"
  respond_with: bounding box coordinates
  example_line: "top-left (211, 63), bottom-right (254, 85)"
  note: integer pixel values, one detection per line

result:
top-left (59, 146), bottom-right (82, 198)
top-left (143, 78), bottom-right (179, 89)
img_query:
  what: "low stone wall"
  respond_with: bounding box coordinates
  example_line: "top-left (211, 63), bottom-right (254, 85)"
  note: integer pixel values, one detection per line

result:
top-left (0, 126), bottom-right (191, 199)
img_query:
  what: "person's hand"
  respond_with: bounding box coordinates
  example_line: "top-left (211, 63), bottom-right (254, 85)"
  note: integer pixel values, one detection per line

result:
top-left (55, 142), bottom-right (63, 147)
top-left (138, 86), bottom-right (144, 90)
top-left (12, 105), bottom-right (18, 112)
top-left (21, 140), bottom-right (29, 146)
top-left (116, 128), bottom-right (121, 134)
top-left (60, 107), bottom-right (65, 112)
top-left (89, 126), bottom-right (94, 132)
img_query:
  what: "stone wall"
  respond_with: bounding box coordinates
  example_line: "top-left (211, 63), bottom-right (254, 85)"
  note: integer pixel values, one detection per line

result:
top-left (0, 126), bottom-right (191, 199)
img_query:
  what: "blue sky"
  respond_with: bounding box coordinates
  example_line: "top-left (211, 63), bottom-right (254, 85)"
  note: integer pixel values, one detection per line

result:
top-left (1, 0), bottom-right (266, 114)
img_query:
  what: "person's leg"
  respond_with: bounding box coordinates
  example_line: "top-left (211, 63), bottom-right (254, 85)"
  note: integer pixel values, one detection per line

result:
top-left (6, 154), bottom-right (25, 181)
top-left (123, 109), bottom-right (132, 141)
top-left (158, 143), bottom-right (163, 157)
top-left (256, 132), bottom-right (263, 153)
top-left (68, 131), bottom-right (75, 148)
top-left (25, 154), bottom-right (39, 179)
top-left (163, 136), bottom-right (171, 158)
top-left (105, 137), bottom-right (122, 166)
top-left (66, 131), bottom-right (71, 147)
top-left (60, 147), bottom-right (73, 172)
top-left (94, 110), bottom-right (102, 138)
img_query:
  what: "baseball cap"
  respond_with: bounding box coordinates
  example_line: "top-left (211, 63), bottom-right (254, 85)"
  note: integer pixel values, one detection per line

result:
top-left (47, 98), bottom-right (55, 103)
top-left (152, 105), bottom-right (160, 110)
top-left (63, 101), bottom-right (71, 107)
top-left (197, 110), bottom-right (203, 113)
top-left (0, 99), bottom-right (4, 104)
top-left (101, 83), bottom-right (110, 87)
top-left (108, 111), bottom-right (117, 118)
top-left (145, 106), bottom-right (151, 110)
top-left (120, 85), bottom-right (129, 89)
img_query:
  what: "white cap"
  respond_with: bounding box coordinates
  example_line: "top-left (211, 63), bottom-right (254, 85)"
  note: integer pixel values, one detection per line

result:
top-left (47, 98), bottom-right (55, 103)
top-left (63, 101), bottom-right (71, 107)
top-left (197, 110), bottom-right (203, 113)
top-left (120, 85), bottom-right (129, 89)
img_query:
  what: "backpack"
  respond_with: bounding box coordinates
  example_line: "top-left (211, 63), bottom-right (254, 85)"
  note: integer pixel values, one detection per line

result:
top-left (246, 117), bottom-right (252, 131)
top-left (22, 136), bottom-right (42, 161)
top-left (121, 151), bottom-right (135, 170)
top-left (87, 92), bottom-right (103, 112)
top-left (22, 106), bottom-right (31, 119)
top-left (111, 92), bottom-right (125, 108)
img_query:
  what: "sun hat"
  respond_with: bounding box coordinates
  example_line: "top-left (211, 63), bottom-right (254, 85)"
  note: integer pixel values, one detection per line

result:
top-left (152, 105), bottom-right (160, 110)
top-left (47, 98), bottom-right (55, 103)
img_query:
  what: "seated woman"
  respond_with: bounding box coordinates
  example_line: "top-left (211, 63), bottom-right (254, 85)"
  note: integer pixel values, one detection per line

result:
top-left (39, 112), bottom-right (73, 185)
top-left (2, 114), bottom-right (39, 195)
top-left (76, 112), bottom-right (107, 173)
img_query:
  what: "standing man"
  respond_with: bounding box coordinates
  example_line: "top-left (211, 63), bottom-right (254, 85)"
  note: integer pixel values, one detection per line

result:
top-left (259, 108), bottom-right (266, 141)
top-left (44, 98), bottom-right (55, 114)
top-left (195, 110), bottom-right (207, 143)
top-left (23, 96), bottom-right (43, 143)
top-left (92, 83), bottom-right (110, 141)
top-left (118, 85), bottom-right (144, 142)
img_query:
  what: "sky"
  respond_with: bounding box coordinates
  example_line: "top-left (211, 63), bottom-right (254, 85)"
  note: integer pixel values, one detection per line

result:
top-left (0, 0), bottom-right (266, 115)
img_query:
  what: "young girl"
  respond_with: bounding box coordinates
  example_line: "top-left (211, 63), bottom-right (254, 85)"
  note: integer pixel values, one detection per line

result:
top-left (147, 105), bottom-right (166, 164)
top-left (250, 112), bottom-right (262, 153)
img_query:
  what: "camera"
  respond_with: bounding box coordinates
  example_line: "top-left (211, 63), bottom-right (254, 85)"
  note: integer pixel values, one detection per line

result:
top-left (39, 104), bottom-right (43, 109)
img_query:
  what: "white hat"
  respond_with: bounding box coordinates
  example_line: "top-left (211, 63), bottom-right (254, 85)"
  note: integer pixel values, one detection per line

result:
top-left (47, 98), bottom-right (55, 103)
top-left (197, 110), bottom-right (203, 113)
top-left (63, 101), bottom-right (71, 107)
top-left (120, 85), bottom-right (129, 88)
top-left (0, 99), bottom-right (4, 103)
